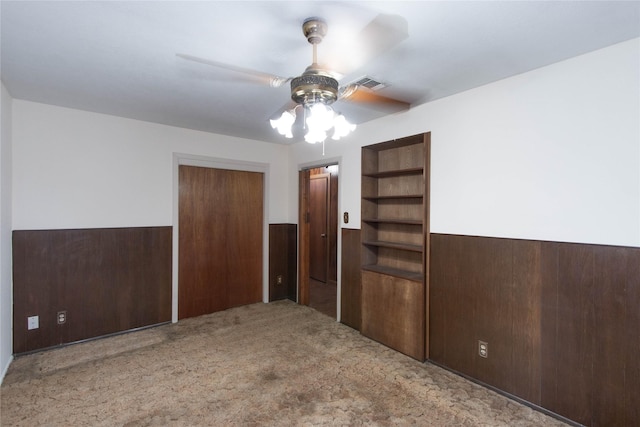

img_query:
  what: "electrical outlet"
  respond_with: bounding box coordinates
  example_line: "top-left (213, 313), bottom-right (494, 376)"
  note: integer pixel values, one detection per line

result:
top-left (27, 315), bottom-right (39, 330)
top-left (276, 275), bottom-right (283, 285)
top-left (57, 311), bottom-right (67, 325)
top-left (478, 340), bottom-right (488, 358)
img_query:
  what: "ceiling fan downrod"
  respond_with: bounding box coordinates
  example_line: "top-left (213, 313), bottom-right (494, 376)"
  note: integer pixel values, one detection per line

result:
top-left (291, 17), bottom-right (339, 106)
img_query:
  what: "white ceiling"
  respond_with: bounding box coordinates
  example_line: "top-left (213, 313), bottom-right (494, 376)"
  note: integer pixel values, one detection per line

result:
top-left (1, 1), bottom-right (639, 144)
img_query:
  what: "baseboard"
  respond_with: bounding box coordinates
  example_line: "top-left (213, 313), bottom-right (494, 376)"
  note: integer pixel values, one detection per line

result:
top-left (13, 321), bottom-right (171, 357)
top-left (426, 360), bottom-right (584, 427)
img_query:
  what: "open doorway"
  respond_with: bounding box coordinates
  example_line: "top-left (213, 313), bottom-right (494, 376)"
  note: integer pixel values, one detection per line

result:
top-left (299, 164), bottom-right (338, 318)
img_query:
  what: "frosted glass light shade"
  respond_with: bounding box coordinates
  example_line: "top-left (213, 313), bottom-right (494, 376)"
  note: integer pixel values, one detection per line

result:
top-left (270, 102), bottom-right (356, 144)
top-left (305, 103), bottom-right (334, 144)
top-left (270, 110), bottom-right (296, 138)
top-left (332, 114), bottom-right (356, 140)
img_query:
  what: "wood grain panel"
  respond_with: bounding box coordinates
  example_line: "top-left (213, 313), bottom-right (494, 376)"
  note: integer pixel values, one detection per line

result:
top-left (376, 175), bottom-right (423, 198)
top-left (510, 239), bottom-right (542, 404)
top-left (427, 233), bottom-right (447, 364)
top-left (471, 237), bottom-right (513, 391)
top-left (309, 174), bottom-right (328, 282)
top-left (179, 166), bottom-right (227, 317)
top-left (432, 233), bottom-right (640, 426)
top-left (298, 169), bottom-right (310, 305)
top-left (225, 170), bottom-right (263, 308)
top-left (376, 136), bottom-right (424, 171)
top-left (540, 241), bottom-right (559, 412)
top-left (625, 247), bottom-right (640, 427)
top-left (553, 243), bottom-right (594, 426)
top-left (430, 235), bottom-right (519, 388)
top-left (592, 246), bottom-right (634, 426)
top-left (13, 227), bottom-right (172, 354)
top-left (362, 270), bottom-right (424, 360)
top-left (376, 197), bottom-right (423, 221)
top-left (269, 224), bottom-right (297, 302)
top-left (340, 228), bottom-right (361, 330)
top-left (13, 231), bottom-right (62, 353)
top-left (179, 166), bottom-right (263, 319)
top-left (429, 236), bottom-right (477, 375)
top-left (441, 235), bottom-right (478, 376)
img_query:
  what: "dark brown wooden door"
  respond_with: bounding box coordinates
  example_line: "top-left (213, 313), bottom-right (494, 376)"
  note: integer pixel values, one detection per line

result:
top-left (298, 170), bottom-right (310, 305)
top-left (178, 165), bottom-right (263, 319)
top-left (309, 174), bottom-right (329, 282)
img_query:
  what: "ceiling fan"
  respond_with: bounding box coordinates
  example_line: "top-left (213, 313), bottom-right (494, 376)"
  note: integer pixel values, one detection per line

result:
top-left (177, 15), bottom-right (410, 147)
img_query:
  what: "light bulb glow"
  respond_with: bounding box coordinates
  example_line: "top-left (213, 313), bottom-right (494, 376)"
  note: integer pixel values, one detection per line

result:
top-left (269, 109), bottom-right (296, 138)
top-left (332, 114), bottom-right (356, 140)
top-left (306, 103), bottom-right (334, 129)
top-left (305, 103), bottom-right (335, 144)
top-left (304, 129), bottom-right (326, 144)
top-left (270, 102), bottom-right (357, 145)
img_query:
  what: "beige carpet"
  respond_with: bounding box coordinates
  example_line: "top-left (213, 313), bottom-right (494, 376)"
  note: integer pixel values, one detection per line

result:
top-left (1, 300), bottom-right (568, 426)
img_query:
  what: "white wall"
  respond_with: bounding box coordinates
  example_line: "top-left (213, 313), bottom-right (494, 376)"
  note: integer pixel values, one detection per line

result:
top-left (291, 38), bottom-right (640, 248)
top-left (12, 102), bottom-right (290, 229)
top-left (0, 82), bottom-right (14, 383)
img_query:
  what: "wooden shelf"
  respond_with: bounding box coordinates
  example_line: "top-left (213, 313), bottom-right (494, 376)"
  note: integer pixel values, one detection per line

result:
top-left (362, 264), bottom-right (423, 282)
top-left (362, 240), bottom-right (423, 252)
top-left (362, 167), bottom-right (424, 178)
top-left (362, 218), bottom-right (422, 225)
top-left (362, 194), bottom-right (423, 201)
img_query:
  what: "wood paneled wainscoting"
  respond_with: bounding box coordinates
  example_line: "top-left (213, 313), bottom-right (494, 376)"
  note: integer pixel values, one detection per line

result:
top-left (430, 233), bottom-right (640, 427)
top-left (340, 228), bottom-right (361, 330)
top-left (13, 227), bottom-right (172, 354)
top-left (269, 223), bottom-right (297, 302)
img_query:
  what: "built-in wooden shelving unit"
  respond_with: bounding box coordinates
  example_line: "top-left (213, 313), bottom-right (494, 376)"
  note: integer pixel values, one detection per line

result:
top-left (360, 132), bottom-right (430, 361)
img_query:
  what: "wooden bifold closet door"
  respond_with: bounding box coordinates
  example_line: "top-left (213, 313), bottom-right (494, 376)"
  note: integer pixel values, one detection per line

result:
top-left (178, 165), bottom-right (263, 319)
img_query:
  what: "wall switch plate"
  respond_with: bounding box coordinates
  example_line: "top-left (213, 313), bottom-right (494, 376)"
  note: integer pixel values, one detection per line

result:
top-left (479, 340), bottom-right (488, 358)
top-left (57, 311), bottom-right (67, 325)
top-left (27, 315), bottom-right (39, 330)
top-left (343, 212), bottom-right (349, 224)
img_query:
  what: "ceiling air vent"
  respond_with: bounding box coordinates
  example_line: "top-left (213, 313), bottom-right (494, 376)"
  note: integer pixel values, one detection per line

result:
top-left (350, 76), bottom-right (387, 91)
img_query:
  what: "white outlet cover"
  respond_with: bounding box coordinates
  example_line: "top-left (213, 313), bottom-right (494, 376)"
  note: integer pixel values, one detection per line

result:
top-left (479, 340), bottom-right (488, 358)
top-left (27, 315), bottom-right (39, 330)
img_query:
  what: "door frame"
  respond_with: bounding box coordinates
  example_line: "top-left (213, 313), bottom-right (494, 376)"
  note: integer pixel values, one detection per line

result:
top-left (172, 153), bottom-right (270, 323)
top-left (298, 157), bottom-right (341, 320)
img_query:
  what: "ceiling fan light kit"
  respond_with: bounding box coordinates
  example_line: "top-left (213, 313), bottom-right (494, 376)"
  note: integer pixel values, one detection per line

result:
top-left (269, 17), bottom-right (358, 149)
top-left (270, 101), bottom-right (355, 148)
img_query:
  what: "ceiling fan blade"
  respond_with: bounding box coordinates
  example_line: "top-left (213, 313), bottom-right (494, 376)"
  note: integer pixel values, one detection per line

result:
top-left (360, 13), bottom-right (409, 55)
top-left (326, 14), bottom-right (409, 75)
top-left (176, 53), bottom-right (291, 88)
top-left (269, 100), bottom-right (298, 119)
top-left (339, 84), bottom-right (410, 114)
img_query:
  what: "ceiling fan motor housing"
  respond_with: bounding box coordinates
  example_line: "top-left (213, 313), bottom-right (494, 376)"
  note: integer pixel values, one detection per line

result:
top-left (290, 72), bottom-right (339, 106)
